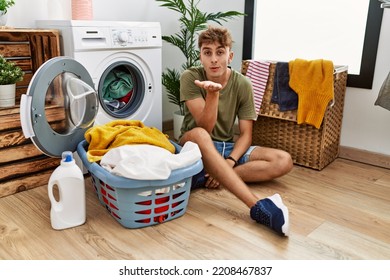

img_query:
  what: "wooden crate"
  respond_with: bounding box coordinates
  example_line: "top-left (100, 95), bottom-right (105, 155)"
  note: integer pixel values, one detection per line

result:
top-left (0, 29), bottom-right (63, 198)
top-left (242, 60), bottom-right (348, 170)
top-left (0, 29), bottom-right (61, 102)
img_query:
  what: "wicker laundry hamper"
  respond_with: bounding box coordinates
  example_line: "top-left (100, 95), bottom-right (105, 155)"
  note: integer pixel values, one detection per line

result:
top-left (241, 60), bottom-right (348, 170)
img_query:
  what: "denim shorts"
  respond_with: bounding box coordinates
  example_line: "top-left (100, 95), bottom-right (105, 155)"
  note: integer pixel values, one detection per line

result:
top-left (212, 141), bottom-right (256, 165)
top-left (191, 141), bottom-right (256, 189)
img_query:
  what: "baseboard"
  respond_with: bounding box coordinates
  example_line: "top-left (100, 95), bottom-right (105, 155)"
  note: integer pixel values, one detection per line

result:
top-left (339, 146), bottom-right (390, 169)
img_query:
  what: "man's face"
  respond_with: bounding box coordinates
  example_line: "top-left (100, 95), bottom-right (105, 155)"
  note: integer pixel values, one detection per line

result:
top-left (199, 42), bottom-right (233, 81)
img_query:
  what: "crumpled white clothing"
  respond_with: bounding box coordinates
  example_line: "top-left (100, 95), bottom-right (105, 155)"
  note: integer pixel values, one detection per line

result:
top-left (100, 141), bottom-right (201, 180)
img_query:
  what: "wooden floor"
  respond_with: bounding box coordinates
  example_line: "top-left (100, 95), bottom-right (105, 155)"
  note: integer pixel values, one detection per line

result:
top-left (0, 156), bottom-right (389, 260)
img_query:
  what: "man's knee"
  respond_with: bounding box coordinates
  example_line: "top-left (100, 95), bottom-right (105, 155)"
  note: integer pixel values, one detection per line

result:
top-left (277, 151), bottom-right (293, 174)
top-left (180, 127), bottom-right (211, 146)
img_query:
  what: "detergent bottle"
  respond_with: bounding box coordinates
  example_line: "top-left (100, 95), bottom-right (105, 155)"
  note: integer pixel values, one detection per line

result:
top-left (48, 151), bottom-right (86, 230)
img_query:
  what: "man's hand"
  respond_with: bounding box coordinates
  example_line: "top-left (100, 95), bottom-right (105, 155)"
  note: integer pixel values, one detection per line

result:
top-left (194, 80), bottom-right (222, 94)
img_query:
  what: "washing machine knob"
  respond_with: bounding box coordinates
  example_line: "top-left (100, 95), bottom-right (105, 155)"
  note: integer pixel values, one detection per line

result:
top-left (118, 31), bottom-right (129, 43)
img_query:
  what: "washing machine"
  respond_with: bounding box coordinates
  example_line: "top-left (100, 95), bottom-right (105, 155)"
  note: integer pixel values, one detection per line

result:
top-left (19, 20), bottom-right (162, 160)
top-left (36, 20), bottom-right (162, 130)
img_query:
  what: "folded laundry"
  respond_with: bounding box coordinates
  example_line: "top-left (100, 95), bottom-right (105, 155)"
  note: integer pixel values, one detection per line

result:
top-left (100, 141), bottom-right (202, 180)
top-left (272, 62), bottom-right (298, 111)
top-left (84, 120), bottom-right (175, 162)
top-left (289, 58), bottom-right (334, 129)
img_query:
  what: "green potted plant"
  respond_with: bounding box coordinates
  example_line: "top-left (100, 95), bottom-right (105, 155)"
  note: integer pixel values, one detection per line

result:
top-left (156, 0), bottom-right (244, 139)
top-left (0, 0), bottom-right (15, 25)
top-left (0, 54), bottom-right (24, 107)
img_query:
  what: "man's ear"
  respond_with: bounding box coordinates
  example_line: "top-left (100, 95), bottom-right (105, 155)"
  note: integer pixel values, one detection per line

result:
top-left (228, 51), bottom-right (234, 64)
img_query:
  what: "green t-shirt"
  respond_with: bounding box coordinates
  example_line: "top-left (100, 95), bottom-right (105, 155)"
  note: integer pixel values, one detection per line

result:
top-left (179, 66), bottom-right (257, 142)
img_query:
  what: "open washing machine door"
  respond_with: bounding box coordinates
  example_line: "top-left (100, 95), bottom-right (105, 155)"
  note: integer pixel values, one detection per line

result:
top-left (20, 57), bottom-right (99, 157)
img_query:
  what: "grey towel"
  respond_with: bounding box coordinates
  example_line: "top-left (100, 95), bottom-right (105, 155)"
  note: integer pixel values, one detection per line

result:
top-left (375, 71), bottom-right (390, 111)
top-left (272, 62), bottom-right (298, 111)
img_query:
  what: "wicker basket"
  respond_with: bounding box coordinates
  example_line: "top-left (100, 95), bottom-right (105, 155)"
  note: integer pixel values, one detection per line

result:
top-left (242, 60), bottom-right (348, 170)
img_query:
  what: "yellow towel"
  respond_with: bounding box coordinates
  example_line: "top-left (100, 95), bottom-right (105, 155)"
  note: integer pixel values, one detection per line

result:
top-left (84, 120), bottom-right (175, 162)
top-left (289, 58), bottom-right (334, 129)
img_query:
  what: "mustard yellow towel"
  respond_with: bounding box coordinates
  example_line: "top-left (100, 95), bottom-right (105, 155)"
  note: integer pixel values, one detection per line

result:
top-left (289, 59), bottom-right (334, 129)
top-left (84, 120), bottom-right (175, 162)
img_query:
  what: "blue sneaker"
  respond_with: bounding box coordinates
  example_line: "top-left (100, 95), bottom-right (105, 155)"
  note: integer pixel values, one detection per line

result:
top-left (250, 194), bottom-right (290, 236)
top-left (191, 169), bottom-right (206, 190)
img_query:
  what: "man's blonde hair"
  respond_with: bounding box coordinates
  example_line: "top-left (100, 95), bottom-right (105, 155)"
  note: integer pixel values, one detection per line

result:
top-left (198, 26), bottom-right (233, 49)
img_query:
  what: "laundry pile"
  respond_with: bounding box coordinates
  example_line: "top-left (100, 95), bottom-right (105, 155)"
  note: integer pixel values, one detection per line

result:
top-left (245, 58), bottom-right (334, 129)
top-left (102, 69), bottom-right (134, 110)
top-left (84, 120), bottom-right (201, 180)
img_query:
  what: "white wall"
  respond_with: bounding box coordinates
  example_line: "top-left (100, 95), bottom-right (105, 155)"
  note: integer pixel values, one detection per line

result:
top-left (341, 9), bottom-right (390, 155)
top-left (5, 0), bottom-right (390, 156)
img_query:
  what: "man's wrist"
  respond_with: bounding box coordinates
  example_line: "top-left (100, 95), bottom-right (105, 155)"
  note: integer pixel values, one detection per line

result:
top-left (226, 156), bottom-right (238, 167)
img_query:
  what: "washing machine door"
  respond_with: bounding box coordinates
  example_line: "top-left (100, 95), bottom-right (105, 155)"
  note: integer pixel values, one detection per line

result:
top-left (20, 57), bottom-right (99, 157)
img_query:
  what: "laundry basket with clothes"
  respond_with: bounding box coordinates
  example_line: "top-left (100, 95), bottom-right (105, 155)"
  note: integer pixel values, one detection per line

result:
top-left (77, 120), bottom-right (203, 228)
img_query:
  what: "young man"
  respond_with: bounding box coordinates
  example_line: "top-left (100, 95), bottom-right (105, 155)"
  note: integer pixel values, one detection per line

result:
top-left (178, 26), bottom-right (293, 236)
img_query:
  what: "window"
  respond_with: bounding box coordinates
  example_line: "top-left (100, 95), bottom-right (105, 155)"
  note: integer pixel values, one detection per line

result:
top-left (243, 0), bottom-right (384, 89)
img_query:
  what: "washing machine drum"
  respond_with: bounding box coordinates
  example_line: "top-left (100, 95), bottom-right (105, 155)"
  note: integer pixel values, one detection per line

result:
top-left (98, 61), bottom-right (145, 119)
top-left (20, 57), bottom-right (99, 157)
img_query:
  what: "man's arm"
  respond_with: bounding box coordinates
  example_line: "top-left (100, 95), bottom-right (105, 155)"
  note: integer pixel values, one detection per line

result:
top-left (185, 80), bottom-right (222, 134)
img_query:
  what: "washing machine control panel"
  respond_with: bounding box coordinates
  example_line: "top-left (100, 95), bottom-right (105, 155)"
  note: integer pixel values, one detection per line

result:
top-left (112, 28), bottom-right (152, 47)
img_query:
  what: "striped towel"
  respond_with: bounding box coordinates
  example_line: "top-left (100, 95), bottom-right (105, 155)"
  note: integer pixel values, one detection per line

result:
top-left (245, 60), bottom-right (271, 114)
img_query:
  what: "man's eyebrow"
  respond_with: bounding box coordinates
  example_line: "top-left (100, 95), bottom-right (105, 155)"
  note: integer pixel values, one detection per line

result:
top-left (201, 45), bottom-right (225, 51)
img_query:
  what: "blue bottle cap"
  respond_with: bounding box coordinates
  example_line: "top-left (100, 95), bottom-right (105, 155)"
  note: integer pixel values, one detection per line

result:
top-left (62, 151), bottom-right (73, 162)
top-left (64, 154), bottom-right (73, 162)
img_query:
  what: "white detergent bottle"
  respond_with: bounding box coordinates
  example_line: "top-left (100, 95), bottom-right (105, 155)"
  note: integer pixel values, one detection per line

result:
top-left (48, 151), bottom-right (86, 230)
